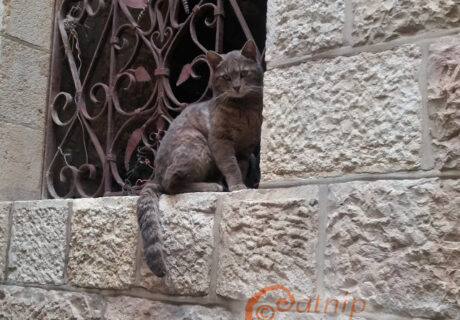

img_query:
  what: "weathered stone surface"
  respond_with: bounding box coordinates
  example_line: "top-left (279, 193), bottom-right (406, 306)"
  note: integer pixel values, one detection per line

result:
top-left (0, 37), bottom-right (49, 129)
top-left (0, 0), bottom-right (54, 48)
top-left (427, 36), bottom-right (460, 170)
top-left (8, 200), bottom-right (69, 284)
top-left (0, 202), bottom-right (10, 280)
top-left (138, 193), bottom-right (218, 296)
top-left (352, 0), bottom-right (460, 45)
top-left (217, 187), bottom-right (319, 300)
top-left (0, 121), bottom-right (44, 201)
top-left (0, 0), bottom-right (5, 32)
top-left (262, 45), bottom-right (422, 181)
top-left (325, 179), bottom-right (460, 319)
top-left (237, 307), bottom-right (335, 320)
top-left (68, 197), bottom-right (138, 289)
top-left (266, 0), bottom-right (344, 62)
top-left (104, 296), bottom-right (234, 320)
top-left (0, 285), bottom-right (104, 319)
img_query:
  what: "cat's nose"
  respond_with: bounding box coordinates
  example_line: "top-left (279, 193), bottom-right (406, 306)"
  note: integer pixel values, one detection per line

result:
top-left (233, 86), bottom-right (241, 93)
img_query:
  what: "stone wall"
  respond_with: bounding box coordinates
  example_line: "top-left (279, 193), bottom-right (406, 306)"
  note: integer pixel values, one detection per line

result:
top-left (0, 180), bottom-right (458, 319)
top-left (0, 0), bottom-right (55, 200)
top-left (256, 1), bottom-right (460, 318)
top-left (263, 1), bottom-right (460, 181)
top-left (0, 0), bottom-right (459, 319)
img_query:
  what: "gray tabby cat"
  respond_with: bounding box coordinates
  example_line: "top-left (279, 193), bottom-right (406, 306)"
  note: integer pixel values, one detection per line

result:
top-left (137, 40), bottom-right (263, 277)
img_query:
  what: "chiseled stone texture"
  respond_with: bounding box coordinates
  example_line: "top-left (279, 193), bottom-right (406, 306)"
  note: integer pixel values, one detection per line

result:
top-left (266, 0), bottom-right (344, 62)
top-left (105, 296), bottom-right (234, 320)
top-left (0, 202), bottom-right (11, 280)
top-left (237, 307), bottom-right (333, 320)
top-left (427, 36), bottom-right (460, 170)
top-left (262, 45), bottom-right (422, 181)
top-left (8, 200), bottom-right (69, 285)
top-left (68, 197), bottom-right (138, 289)
top-left (138, 193), bottom-right (218, 296)
top-left (352, 0), bottom-right (460, 45)
top-left (0, 37), bottom-right (49, 129)
top-left (217, 187), bottom-right (319, 300)
top-left (325, 179), bottom-right (460, 319)
top-left (0, 0), bottom-right (54, 48)
top-left (0, 285), bottom-right (104, 319)
top-left (0, 121), bottom-right (44, 201)
top-left (0, 0), bottom-right (5, 35)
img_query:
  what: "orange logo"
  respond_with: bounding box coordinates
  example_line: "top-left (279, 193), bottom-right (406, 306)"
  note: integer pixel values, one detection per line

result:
top-left (245, 285), bottom-right (366, 320)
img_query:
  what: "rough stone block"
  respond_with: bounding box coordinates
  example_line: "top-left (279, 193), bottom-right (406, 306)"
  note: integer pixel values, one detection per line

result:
top-left (352, 0), bottom-right (460, 45)
top-left (138, 193), bottom-right (218, 296)
top-left (0, 202), bottom-right (11, 280)
top-left (0, 38), bottom-right (49, 129)
top-left (216, 187), bottom-right (319, 300)
top-left (266, 0), bottom-right (344, 62)
top-left (0, 1), bottom-right (5, 32)
top-left (8, 200), bottom-right (69, 285)
top-left (325, 179), bottom-right (460, 319)
top-left (236, 307), bottom-right (328, 320)
top-left (262, 45), bottom-right (422, 181)
top-left (427, 35), bottom-right (460, 170)
top-left (0, 285), bottom-right (104, 319)
top-left (0, 121), bottom-right (44, 201)
top-left (104, 296), bottom-right (234, 320)
top-left (68, 197), bottom-right (138, 289)
top-left (0, 0), bottom-right (54, 49)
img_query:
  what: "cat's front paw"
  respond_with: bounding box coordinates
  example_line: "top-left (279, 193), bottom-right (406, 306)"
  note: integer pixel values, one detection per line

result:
top-left (229, 184), bottom-right (247, 192)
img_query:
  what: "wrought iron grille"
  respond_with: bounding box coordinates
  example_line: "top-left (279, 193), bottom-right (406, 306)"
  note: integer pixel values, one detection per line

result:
top-left (44, 0), bottom-right (266, 198)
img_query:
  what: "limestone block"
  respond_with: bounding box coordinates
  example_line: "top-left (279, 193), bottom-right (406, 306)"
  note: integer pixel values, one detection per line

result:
top-left (352, 0), bottom-right (460, 45)
top-left (67, 197), bottom-right (138, 289)
top-left (0, 1), bottom-right (5, 33)
top-left (0, 202), bottom-right (11, 280)
top-left (0, 38), bottom-right (49, 129)
top-left (138, 193), bottom-right (218, 296)
top-left (266, 0), bottom-right (344, 61)
top-left (0, 121), bottom-right (44, 201)
top-left (0, 0), bottom-right (55, 49)
top-left (216, 187), bottom-right (319, 300)
top-left (104, 296), bottom-right (234, 320)
top-left (0, 285), bottom-right (103, 319)
top-left (236, 307), bottom-right (335, 320)
top-left (262, 45), bottom-right (422, 181)
top-left (427, 35), bottom-right (460, 170)
top-left (8, 200), bottom-right (69, 285)
top-left (325, 179), bottom-right (460, 319)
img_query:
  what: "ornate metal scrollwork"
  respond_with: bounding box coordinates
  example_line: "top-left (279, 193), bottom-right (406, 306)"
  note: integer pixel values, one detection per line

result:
top-left (45, 0), bottom-right (266, 198)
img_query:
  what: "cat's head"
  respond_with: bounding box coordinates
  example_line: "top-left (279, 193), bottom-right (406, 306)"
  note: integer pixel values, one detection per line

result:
top-left (206, 40), bottom-right (263, 99)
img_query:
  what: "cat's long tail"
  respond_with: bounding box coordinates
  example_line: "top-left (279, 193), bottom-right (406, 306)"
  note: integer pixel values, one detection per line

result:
top-left (137, 182), bottom-right (167, 277)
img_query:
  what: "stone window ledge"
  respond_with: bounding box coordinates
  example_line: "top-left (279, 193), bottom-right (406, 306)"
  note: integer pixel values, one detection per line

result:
top-left (0, 178), bottom-right (458, 319)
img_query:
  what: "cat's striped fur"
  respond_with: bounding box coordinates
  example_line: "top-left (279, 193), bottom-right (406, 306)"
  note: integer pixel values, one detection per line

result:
top-left (137, 182), bottom-right (166, 277)
top-left (137, 40), bottom-right (263, 277)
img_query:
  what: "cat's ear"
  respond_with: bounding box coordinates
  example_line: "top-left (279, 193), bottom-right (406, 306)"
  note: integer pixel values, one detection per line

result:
top-left (206, 51), bottom-right (224, 70)
top-left (241, 40), bottom-right (258, 61)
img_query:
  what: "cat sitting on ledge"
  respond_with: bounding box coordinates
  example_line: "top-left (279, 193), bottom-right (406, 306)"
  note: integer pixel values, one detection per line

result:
top-left (137, 40), bottom-right (264, 277)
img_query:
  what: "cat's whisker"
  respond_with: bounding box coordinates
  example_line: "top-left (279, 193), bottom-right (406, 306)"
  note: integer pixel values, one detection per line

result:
top-left (247, 87), bottom-right (263, 94)
top-left (215, 92), bottom-right (230, 103)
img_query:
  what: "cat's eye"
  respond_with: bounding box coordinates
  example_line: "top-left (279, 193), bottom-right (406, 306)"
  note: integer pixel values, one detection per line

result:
top-left (222, 75), bottom-right (231, 81)
top-left (240, 70), bottom-right (248, 78)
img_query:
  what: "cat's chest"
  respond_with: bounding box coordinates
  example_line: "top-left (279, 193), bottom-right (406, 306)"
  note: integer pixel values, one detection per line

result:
top-left (210, 107), bottom-right (262, 146)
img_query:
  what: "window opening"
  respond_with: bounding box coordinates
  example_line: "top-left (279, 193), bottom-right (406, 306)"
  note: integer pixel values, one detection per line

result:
top-left (45, 0), bottom-right (267, 198)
